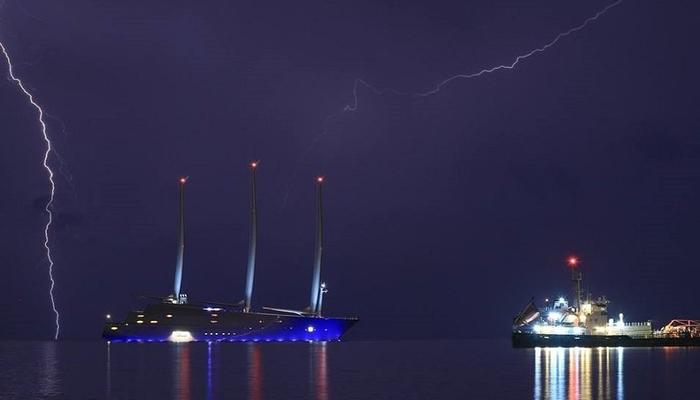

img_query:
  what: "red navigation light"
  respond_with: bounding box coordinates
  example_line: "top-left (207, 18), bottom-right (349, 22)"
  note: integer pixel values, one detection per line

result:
top-left (179, 177), bottom-right (187, 184)
top-left (568, 256), bottom-right (578, 267)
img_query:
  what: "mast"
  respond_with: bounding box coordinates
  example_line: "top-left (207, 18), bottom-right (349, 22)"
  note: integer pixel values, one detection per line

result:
top-left (172, 177), bottom-right (187, 304)
top-left (243, 161), bottom-right (258, 312)
top-left (568, 256), bottom-right (582, 311)
top-left (308, 176), bottom-right (324, 315)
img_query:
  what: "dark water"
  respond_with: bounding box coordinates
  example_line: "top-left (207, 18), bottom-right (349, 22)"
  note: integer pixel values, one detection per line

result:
top-left (1, 340), bottom-right (699, 399)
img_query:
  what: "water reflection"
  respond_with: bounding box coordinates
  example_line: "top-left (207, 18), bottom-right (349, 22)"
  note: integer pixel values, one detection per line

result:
top-left (39, 341), bottom-right (59, 397)
top-left (173, 344), bottom-right (191, 400)
top-left (248, 344), bottom-right (263, 400)
top-left (309, 343), bottom-right (329, 400)
top-left (617, 348), bottom-right (623, 399)
top-left (206, 342), bottom-right (213, 400)
top-left (106, 342), bottom-right (112, 398)
top-left (534, 347), bottom-right (624, 400)
top-left (103, 341), bottom-right (331, 400)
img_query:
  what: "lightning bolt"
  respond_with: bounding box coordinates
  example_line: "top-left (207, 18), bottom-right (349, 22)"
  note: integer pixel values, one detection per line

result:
top-left (347, 0), bottom-right (623, 110)
top-left (1, 41), bottom-right (60, 340)
top-left (283, 0), bottom-right (623, 199)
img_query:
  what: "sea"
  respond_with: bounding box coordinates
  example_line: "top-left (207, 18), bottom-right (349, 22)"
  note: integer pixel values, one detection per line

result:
top-left (0, 339), bottom-right (698, 399)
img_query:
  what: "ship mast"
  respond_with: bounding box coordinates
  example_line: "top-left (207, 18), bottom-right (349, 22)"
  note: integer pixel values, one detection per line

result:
top-left (308, 176), bottom-right (324, 316)
top-left (243, 161), bottom-right (258, 312)
top-left (568, 256), bottom-right (582, 311)
top-left (172, 177), bottom-right (187, 304)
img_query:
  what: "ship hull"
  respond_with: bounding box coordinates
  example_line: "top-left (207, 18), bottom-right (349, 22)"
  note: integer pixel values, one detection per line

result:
top-left (512, 332), bottom-right (700, 348)
top-left (103, 303), bottom-right (357, 343)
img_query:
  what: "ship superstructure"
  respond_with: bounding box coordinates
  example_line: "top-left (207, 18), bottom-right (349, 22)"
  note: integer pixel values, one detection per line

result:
top-left (512, 257), bottom-right (700, 347)
top-left (103, 164), bottom-right (357, 343)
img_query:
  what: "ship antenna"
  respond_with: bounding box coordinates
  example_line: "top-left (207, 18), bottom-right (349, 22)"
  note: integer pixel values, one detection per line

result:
top-left (172, 176), bottom-right (187, 304)
top-left (243, 161), bottom-right (259, 312)
top-left (308, 176), bottom-right (324, 316)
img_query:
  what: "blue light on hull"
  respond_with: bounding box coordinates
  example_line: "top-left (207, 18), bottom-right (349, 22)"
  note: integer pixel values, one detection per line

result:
top-left (105, 331), bottom-right (349, 343)
top-left (103, 306), bottom-right (357, 343)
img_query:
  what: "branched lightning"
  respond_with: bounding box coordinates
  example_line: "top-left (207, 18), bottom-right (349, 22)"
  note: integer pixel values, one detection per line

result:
top-left (416, 0), bottom-right (623, 97)
top-left (1, 41), bottom-right (60, 340)
top-left (346, 0), bottom-right (623, 110)
top-left (283, 0), bottom-right (623, 205)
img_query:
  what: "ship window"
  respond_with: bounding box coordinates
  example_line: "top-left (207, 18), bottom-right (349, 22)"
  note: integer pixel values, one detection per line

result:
top-left (136, 320), bottom-right (144, 324)
top-left (137, 314), bottom-right (144, 318)
top-left (166, 314), bottom-right (173, 318)
top-left (110, 326), bottom-right (118, 331)
top-left (210, 320), bottom-right (218, 324)
top-left (150, 320), bottom-right (158, 324)
top-left (211, 313), bottom-right (218, 317)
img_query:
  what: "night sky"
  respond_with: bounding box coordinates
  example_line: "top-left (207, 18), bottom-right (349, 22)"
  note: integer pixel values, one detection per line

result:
top-left (1, 0), bottom-right (699, 340)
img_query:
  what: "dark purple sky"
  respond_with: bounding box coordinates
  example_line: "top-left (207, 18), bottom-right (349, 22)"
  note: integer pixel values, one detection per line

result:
top-left (1, 0), bottom-right (699, 339)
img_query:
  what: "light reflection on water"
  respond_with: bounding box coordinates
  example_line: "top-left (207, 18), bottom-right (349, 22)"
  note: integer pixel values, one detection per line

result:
top-left (105, 342), bottom-right (111, 398)
top-left (534, 347), bottom-right (624, 400)
top-left (3, 340), bottom-right (700, 399)
top-left (173, 343), bottom-right (191, 400)
top-left (310, 343), bottom-right (329, 400)
top-left (248, 343), bottom-right (263, 400)
top-left (206, 342), bottom-right (213, 400)
top-left (138, 343), bottom-right (330, 400)
top-left (38, 341), bottom-right (59, 397)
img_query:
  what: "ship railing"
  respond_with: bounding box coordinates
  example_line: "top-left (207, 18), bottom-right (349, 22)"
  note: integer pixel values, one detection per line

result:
top-left (620, 321), bottom-right (652, 327)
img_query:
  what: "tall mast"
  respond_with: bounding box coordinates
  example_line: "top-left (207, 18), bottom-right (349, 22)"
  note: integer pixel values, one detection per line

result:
top-left (308, 176), bottom-right (324, 315)
top-left (568, 256), bottom-right (582, 311)
top-left (243, 161), bottom-right (258, 312)
top-left (172, 177), bottom-right (187, 304)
